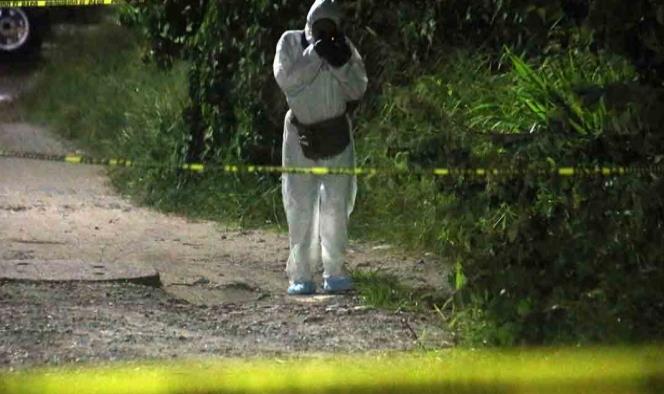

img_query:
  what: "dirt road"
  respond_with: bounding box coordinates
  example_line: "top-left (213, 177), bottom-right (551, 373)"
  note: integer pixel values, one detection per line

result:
top-left (0, 65), bottom-right (452, 369)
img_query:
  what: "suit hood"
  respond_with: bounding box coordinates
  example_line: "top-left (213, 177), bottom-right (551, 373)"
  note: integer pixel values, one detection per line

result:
top-left (304, 0), bottom-right (343, 43)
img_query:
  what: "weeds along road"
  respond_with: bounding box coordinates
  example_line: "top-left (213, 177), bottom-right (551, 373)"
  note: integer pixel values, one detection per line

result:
top-left (0, 63), bottom-right (451, 368)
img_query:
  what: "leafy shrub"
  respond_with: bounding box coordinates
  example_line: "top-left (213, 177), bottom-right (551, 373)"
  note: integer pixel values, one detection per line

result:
top-left (356, 47), bottom-right (664, 344)
top-left (123, 0), bottom-right (664, 166)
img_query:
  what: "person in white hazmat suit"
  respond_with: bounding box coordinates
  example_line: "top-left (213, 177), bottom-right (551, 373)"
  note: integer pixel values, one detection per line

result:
top-left (273, 0), bottom-right (368, 295)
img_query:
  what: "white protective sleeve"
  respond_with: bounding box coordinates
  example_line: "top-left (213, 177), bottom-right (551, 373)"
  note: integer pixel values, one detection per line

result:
top-left (273, 33), bottom-right (324, 96)
top-left (329, 40), bottom-right (368, 102)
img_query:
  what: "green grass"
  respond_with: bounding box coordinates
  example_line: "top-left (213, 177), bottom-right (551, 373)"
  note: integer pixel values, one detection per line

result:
top-left (351, 270), bottom-right (425, 311)
top-left (20, 19), bottom-right (284, 229)
top-left (22, 23), bottom-right (187, 158)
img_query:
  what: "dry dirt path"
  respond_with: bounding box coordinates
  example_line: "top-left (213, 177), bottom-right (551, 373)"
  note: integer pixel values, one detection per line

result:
top-left (0, 64), bottom-right (452, 369)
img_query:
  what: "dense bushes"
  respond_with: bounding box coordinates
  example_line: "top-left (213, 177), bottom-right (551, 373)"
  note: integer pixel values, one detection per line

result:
top-left (357, 47), bottom-right (663, 344)
top-left (123, 0), bottom-right (664, 163)
top-left (114, 1), bottom-right (664, 344)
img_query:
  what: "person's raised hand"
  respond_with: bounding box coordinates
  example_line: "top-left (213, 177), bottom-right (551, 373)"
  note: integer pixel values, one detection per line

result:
top-left (314, 38), bottom-right (337, 62)
top-left (327, 34), bottom-right (352, 68)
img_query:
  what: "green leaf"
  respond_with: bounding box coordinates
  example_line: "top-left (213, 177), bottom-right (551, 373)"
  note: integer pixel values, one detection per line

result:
top-left (517, 299), bottom-right (532, 317)
top-left (455, 260), bottom-right (467, 291)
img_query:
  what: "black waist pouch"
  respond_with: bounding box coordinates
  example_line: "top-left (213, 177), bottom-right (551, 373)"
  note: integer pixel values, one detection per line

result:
top-left (289, 112), bottom-right (351, 161)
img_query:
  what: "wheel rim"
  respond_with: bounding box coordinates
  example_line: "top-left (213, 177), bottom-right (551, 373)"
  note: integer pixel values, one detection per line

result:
top-left (0, 8), bottom-right (30, 52)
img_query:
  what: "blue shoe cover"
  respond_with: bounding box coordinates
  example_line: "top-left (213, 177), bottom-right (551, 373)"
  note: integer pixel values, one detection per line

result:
top-left (287, 281), bottom-right (316, 295)
top-left (323, 276), bottom-right (353, 293)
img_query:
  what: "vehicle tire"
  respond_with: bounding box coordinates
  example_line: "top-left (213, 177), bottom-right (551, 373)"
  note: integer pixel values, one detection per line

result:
top-left (0, 8), bottom-right (45, 60)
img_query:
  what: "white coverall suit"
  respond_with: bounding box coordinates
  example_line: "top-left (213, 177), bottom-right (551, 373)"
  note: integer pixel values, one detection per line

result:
top-left (273, 0), bottom-right (368, 287)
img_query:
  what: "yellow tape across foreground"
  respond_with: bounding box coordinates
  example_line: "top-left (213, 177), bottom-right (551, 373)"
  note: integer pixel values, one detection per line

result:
top-left (1, 149), bottom-right (663, 178)
top-left (0, 0), bottom-right (121, 6)
top-left (0, 347), bottom-right (662, 394)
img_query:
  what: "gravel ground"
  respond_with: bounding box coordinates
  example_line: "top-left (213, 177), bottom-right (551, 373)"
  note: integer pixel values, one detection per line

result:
top-left (0, 281), bottom-right (451, 370)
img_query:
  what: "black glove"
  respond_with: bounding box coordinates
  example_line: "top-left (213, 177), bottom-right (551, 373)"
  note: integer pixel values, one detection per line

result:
top-left (314, 34), bottom-right (352, 68)
top-left (314, 38), bottom-right (337, 62)
top-left (327, 35), bottom-right (352, 68)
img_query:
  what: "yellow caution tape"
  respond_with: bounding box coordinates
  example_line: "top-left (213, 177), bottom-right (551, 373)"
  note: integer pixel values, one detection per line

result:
top-left (558, 167), bottom-right (575, 176)
top-left (0, 0), bottom-right (123, 6)
top-left (64, 154), bottom-right (82, 164)
top-left (0, 347), bottom-right (662, 394)
top-left (0, 149), bottom-right (662, 178)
